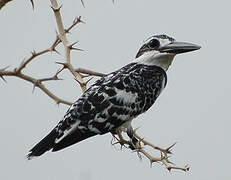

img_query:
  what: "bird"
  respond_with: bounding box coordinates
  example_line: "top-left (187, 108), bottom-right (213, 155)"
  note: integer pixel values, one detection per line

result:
top-left (27, 34), bottom-right (200, 159)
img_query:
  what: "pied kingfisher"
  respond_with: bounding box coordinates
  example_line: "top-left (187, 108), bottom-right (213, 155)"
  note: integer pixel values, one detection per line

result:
top-left (27, 34), bottom-right (200, 159)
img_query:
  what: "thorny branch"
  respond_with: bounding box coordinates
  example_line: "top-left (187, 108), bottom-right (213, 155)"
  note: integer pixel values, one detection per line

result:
top-left (0, 2), bottom-right (103, 106)
top-left (75, 68), bottom-right (106, 78)
top-left (0, 66), bottom-right (73, 105)
top-left (1, 0), bottom-right (189, 172)
top-left (112, 129), bottom-right (189, 172)
top-left (50, 0), bottom-right (88, 92)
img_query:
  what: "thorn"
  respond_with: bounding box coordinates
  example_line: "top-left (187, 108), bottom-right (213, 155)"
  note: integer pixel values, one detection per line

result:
top-left (31, 50), bottom-right (36, 57)
top-left (55, 67), bottom-right (65, 76)
top-left (137, 152), bottom-right (142, 161)
top-left (32, 84), bottom-right (36, 93)
top-left (53, 74), bottom-right (63, 81)
top-left (49, 46), bottom-right (60, 55)
top-left (68, 41), bottom-right (78, 48)
top-left (30, 0), bottom-right (34, 10)
top-left (170, 142), bottom-right (177, 148)
top-left (68, 41), bottom-right (84, 51)
top-left (52, 48), bottom-right (60, 55)
top-left (56, 100), bottom-right (60, 106)
top-left (50, 4), bottom-right (62, 12)
top-left (85, 77), bottom-right (93, 84)
top-left (166, 158), bottom-right (174, 165)
top-left (32, 80), bottom-right (40, 93)
top-left (149, 160), bottom-right (153, 168)
top-left (166, 142), bottom-right (177, 154)
top-left (0, 75), bottom-right (7, 83)
top-left (111, 141), bottom-right (120, 146)
top-left (65, 29), bottom-right (72, 34)
top-left (19, 59), bottom-right (25, 68)
top-left (75, 16), bottom-right (85, 24)
top-left (64, 29), bottom-right (70, 34)
top-left (80, 0), bottom-right (85, 8)
top-left (71, 47), bottom-right (84, 51)
top-left (74, 77), bottom-right (82, 85)
top-left (52, 75), bottom-right (58, 80)
top-left (185, 165), bottom-right (190, 171)
top-left (55, 62), bottom-right (68, 68)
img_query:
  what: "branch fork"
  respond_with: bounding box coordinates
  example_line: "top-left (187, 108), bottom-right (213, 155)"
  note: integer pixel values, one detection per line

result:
top-left (1, 0), bottom-right (104, 106)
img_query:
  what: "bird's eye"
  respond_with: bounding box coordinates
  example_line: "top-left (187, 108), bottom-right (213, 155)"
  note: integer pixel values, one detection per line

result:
top-left (149, 39), bottom-right (160, 48)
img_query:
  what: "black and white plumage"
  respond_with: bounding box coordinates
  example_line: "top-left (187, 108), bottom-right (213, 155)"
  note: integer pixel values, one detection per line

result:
top-left (27, 34), bottom-right (200, 159)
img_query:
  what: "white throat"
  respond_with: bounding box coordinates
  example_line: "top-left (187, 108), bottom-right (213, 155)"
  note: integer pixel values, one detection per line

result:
top-left (133, 51), bottom-right (175, 71)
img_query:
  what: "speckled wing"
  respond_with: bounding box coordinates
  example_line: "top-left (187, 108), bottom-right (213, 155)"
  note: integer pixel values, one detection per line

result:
top-left (27, 63), bottom-right (167, 158)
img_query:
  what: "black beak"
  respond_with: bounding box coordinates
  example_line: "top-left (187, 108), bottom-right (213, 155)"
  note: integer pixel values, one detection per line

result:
top-left (159, 41), bottom-right (201, 54)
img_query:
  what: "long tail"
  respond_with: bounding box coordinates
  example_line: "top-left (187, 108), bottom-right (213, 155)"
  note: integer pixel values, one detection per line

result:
top-left (27, 128), bottom-right (96, 160)
top-left (27, 129), bottom-right (59, 160)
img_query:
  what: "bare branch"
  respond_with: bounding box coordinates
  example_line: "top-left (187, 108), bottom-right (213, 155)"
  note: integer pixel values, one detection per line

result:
top-left (16, 49), bottom-right (50, 73)
top-left (0, 3), bottom-right (94, 106)
top-left (75, 68), bottom-right (106, 77)
top-left (37, 75), bottom-right (62, 83)
top-left (50, 0), bottom-right (86, 92)
top-left (133, 131), bottom-right (176, 154)
top-left (65, 16), bottom-right (85, 34)
top-left (112, 128), bottom-right (189, 172)
top-left (0, 69), bottom-right (72, 105)
top-left (49, 35), bottom-right (61, 54)
top-left (1, 0), bottom-right (106, 105)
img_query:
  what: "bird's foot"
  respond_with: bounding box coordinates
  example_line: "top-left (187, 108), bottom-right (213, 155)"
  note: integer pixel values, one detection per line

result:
top-left (111, 129), bottom-right (133, 149)
top-left (111, 128), bottom-right (189, 172)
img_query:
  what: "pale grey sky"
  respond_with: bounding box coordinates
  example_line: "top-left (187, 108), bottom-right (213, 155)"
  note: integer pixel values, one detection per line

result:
top-left (0, 0), bottom-right (230, 180)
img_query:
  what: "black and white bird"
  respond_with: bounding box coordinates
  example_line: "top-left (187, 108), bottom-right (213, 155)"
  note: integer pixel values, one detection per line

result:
top-left (27, 34), bottom-right (200, 159)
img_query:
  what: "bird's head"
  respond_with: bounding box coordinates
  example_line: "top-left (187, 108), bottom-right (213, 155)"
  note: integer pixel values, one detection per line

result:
top-left (135, 34), bottom-right (201, 71)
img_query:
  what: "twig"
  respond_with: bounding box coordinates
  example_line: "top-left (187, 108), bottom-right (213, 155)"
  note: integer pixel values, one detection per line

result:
top-left (112, 128), bottom-right (189, 172)
top-left (0, 22), bottom-right (80, 106)
top-left (16, 49), bottom-right (50, 73)
top-left (65, 16), bottom-right (85, 34)
top-left (75, 68), bottom-right (106, 77)
top-left (50, 0), bottom-right (88, 92)
top-left (133, 131), bottom-right (176, 154)
top-left (0, 69), bottom-right (72, 105)
top-left (0, 2), bottom-right (97, 106)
